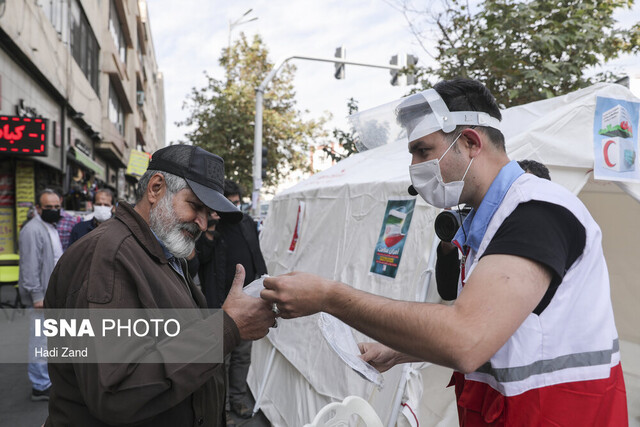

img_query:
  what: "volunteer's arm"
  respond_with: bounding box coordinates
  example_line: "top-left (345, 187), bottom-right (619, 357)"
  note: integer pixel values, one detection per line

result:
top-left (262, 253), bottom-right (550, 373)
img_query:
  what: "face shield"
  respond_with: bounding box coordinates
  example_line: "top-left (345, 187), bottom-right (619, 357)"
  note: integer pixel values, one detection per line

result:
top-left (348, 88), bottom-right (501, 151)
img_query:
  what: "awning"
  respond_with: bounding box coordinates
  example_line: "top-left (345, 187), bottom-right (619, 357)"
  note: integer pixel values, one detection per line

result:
top-left (69, 147), bottom-right (105, 177)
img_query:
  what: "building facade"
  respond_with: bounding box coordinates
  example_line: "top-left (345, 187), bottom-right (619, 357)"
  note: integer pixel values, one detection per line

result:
top-left (0, 0), bottom-right (165, 254)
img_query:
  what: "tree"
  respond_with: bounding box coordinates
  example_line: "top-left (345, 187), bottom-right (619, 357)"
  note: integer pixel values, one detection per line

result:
top-left (177, 33), bottom-right (326, 193)
top-left (322, 98), bottom-right (360, 162)
top-left (391, 0), bottom-right (640, 107)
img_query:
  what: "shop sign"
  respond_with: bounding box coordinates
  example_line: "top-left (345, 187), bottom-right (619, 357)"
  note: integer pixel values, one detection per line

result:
top-left (15, 99), bottom-right (42, 119)
top-left (126, 149), bottom-right (151, 177)
top-left (15, 161), bottom-right (35, 231)
top-left (74, 138), bottom-right (92, 157)
top-left (0, 115), bottom-right (48, 156)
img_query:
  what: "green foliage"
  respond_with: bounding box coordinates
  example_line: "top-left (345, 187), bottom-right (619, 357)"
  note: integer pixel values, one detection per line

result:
top-left (177, 33), bottom-right (326, 193)
top-left (406, 0), bottom-right (640, 107)
top-left (322, 98), bottom-right (360, 162)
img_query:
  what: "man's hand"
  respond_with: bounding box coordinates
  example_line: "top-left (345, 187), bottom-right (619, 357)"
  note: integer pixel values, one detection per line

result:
top-left (33, 300), bottom-right (44, 309)
top-left (261, 272), bottom-right (336, 319)
top-left (223, 265), bottom-right (276, 340)
top-left (358, 342), bottom-right (402, 373)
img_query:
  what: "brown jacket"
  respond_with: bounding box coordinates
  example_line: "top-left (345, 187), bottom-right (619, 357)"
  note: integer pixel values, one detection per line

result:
top-left (44, 202), bottom-right (240, 427)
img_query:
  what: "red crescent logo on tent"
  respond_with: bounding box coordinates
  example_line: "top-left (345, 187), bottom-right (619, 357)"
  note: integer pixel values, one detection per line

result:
top-left (603, 140), bottom-right (616, 167)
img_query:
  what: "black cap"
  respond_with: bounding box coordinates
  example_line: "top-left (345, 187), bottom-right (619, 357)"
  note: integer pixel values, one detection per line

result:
top-left (147, 145), bottom-right (242, 223)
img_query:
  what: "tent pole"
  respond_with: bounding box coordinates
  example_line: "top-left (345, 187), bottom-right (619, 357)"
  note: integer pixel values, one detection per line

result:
top-left (387, 231), bottom-right (441, 427)
top-left (252, 343), bottom-right (277, 416)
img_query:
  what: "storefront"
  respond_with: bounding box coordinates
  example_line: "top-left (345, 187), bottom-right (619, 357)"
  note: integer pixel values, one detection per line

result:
top-left (0, 116), bottom-right (63, 254)
top-left (64, 121), bottom-right (111, 212)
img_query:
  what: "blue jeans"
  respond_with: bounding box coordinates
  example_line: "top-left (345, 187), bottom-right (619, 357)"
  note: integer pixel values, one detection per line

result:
top-left (28, 309), bottom-right (50, 391)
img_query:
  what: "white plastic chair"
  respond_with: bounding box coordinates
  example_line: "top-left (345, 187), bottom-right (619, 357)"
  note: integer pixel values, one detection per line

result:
top-left (304, 396), bottom-right (384, 427)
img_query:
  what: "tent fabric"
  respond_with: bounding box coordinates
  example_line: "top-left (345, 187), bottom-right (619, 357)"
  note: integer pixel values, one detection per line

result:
top-left (251, 139), bottom-right (445, 425)
top-left (249, 83), bottom-right (640, 426)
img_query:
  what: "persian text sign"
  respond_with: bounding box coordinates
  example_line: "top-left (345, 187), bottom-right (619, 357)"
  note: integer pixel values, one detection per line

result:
top-left (0, 115), bottom-right (47, 156)
top-left (126, 149), bottom-right (151, 177)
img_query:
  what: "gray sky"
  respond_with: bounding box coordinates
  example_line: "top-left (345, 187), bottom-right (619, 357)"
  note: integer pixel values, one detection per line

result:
top-left (148, 0), bottom-right (640, 147)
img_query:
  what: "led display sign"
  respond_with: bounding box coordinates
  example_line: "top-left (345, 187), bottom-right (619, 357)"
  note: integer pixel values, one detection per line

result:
top-left (0, 115), bottom-right (47, 156)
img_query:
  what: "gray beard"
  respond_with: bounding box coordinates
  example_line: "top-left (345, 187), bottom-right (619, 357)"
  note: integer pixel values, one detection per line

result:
top-left (149, 194), bottom-right (201, 258)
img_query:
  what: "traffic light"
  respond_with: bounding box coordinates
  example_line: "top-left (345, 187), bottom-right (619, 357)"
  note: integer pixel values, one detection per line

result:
top-left (406, 54), bottom-right (418, 85)
top-left (389, 55), bottom-right (399, 86)
top-left (261, 146), bottom-right (268, 180)
top-left (334, 46), bottom-right (346, 80)
top-left (390, 54), bottom-right (419, 86)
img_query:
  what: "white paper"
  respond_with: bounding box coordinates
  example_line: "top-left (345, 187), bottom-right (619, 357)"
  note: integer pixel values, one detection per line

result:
top-left (318, 312), bottom-right (383, 387)
top-left (243, 276), bottom-right (268, 298)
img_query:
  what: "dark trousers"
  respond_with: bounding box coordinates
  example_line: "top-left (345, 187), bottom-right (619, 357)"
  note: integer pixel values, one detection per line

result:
top-left (225, 339), bottom-right (252, 405)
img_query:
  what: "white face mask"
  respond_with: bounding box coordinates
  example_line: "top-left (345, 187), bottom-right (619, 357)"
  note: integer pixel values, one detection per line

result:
top-left (409, 133), bottom-right (474, 208)
top-left (93, 205), bottom-right (113, 223)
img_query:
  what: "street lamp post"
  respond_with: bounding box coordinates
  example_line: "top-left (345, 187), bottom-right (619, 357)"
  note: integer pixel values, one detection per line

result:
top-left (227, 9), bottom-right (258, 65)
top-left (251, 55), bottom-right (403, 217)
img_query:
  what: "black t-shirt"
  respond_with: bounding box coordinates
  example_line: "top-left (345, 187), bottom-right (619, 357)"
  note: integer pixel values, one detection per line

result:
top-left (435, 200), bottom-right (586, 315)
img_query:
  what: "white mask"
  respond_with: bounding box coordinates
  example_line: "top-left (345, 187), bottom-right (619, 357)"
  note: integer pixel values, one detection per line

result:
top-left (409, 133), bottom-right (474, 208)
top-left (93, 205), bottom-right (113, 223)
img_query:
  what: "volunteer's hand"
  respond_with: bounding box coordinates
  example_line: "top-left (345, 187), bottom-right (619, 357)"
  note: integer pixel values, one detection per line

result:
top-left (358, 342), bottom-right (402, 373)
top-left (33, 300), bottom-right (44, 309)
top-left (261, 272), bottom-right (336, 319)
top-left (223, 264), bottom-right (276, 340)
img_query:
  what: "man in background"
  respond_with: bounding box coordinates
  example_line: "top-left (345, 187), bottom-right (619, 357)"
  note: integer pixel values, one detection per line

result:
top-left (69, 188), bottom-right (115, 246)
top-left (218, 180), bottom-right (267, 420)
top-left (191, 211), bottom-right (226, 308)
top-left (55, 193), bottom-right (81, 251)
top-left (18, 188), bottom-right (63, 401)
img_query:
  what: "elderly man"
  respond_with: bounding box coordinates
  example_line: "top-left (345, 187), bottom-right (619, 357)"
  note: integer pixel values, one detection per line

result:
top-left (262, 78), bottom-right (627, 426)
top-left (19, 188), bottom-right (64, 401)
top-left (44, 145), bottom-right (276, 427)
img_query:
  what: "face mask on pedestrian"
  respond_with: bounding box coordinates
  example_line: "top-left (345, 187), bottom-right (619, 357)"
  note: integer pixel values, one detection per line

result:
top-left (93, 206), bottom-right (112, 223)
top-left (40, 208), bottom-right (61, 224)
top-left (409, 133), bottom-right (474, 208)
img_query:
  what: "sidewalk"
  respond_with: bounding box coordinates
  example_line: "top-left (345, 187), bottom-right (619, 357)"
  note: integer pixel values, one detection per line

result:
top-left (0, 364), bottom-right (48, 427)
top-left (0, 363), bottom-right (271, 426)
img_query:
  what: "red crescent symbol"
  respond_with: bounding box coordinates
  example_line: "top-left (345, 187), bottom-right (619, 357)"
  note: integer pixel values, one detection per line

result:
top-left (603, 140), bottom-right (616, 167)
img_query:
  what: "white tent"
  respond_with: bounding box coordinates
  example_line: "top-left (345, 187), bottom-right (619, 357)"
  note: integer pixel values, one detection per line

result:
top-left (248, 83), bottom-right (640, 427)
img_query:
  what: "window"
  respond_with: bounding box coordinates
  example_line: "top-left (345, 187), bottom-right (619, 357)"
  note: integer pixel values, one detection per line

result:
top-left (137, 33), bottom-right (144, 66)
top-left (69, 0), bottom-right (99, 95)
top-left (40, 0), bottom-right (65, 36)
top-left (109, 0), bottom-right (127, 64)
top-left (109, 83), bottom-right (125, 136)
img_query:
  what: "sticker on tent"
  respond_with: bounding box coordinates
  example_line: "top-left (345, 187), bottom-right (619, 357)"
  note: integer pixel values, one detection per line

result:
top-left (593, 96), bottom-right (640, 183)
top-left (370, 199), bottom-right (415, 279)
top-left (288, 201), bottom-right (305, 252)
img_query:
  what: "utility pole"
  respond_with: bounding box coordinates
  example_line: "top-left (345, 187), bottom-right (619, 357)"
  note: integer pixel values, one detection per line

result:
top-left (251, 54), bottom-right (404, 217)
